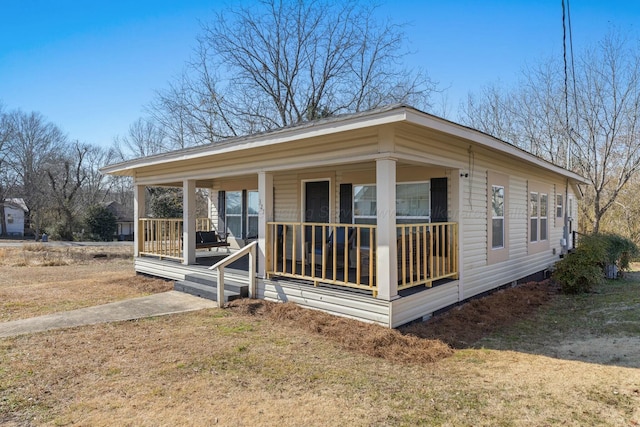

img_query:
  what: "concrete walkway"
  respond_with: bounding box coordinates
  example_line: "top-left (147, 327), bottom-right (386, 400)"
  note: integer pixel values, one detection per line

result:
top-left (0, 291), bottom-right (217, 338)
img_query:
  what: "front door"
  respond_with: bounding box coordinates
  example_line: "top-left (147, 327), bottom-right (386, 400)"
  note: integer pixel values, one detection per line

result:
top-left (304, 180), bottom-right (330, 242)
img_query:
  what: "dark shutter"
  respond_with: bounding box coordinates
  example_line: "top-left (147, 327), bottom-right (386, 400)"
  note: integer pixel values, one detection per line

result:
top-left (217, 190), bottom-right (226, 236)
top-left (430, 178), bottom-right (448, 222)
top-left (339, 184), bottom-right (353, 224)
top-left (241, 190), bottom-right (248, 239)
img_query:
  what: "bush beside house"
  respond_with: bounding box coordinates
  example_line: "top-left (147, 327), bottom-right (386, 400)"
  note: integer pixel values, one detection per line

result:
top-left (553, 233), bottom-right (639, 294)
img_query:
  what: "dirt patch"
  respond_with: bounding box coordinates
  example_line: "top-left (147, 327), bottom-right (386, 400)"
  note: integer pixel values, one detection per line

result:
top-left (228, 299), bottom-right (454, 364)
top-left (548, 336), bottom-right (640, 367)
top-left (400, 280), bottom-right (557, 348)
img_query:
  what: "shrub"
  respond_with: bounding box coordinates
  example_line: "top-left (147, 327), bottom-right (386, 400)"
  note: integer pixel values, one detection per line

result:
top-left (85, 205), bottom-right (117, 242)
top-left (553, 234), bottom-right (606, 294)
top-left (553, 233), bottom-right (639, 294)
top-left (601, 233), bottom-right (639, 271)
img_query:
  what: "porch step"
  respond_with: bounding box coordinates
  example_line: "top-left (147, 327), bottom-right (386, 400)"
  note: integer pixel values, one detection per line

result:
top-left (183, 272), bottom-right (249, 296)
top-left (174, 271), bottom-right (249, 303)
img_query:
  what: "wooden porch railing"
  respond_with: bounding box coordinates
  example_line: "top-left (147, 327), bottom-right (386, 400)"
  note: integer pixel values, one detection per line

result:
top-left (265, 221), bottom-right (458, 296)
top-left (139, 218), bottom-right (183, 260)
top-left (196, 217), bottom-right (212, 232)
top-left (266, 222), bottom-right (377, 295)
top-left (396, 222), bottom-right (458, 291)
top-left (138, 217), bottom-right (216, 260)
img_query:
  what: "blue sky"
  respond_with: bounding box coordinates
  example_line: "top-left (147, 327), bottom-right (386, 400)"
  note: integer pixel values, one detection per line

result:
top-left (1, 1), bottom-right (639, 148)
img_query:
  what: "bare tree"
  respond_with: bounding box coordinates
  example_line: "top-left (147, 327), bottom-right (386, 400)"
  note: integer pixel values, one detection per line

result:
top-left (44, 141), bottom-right (90, 240)
top-left (43, 141), bottom-right (115, 240)
top-left (5, 110), bottom-right (67, 238)
top-left (150, 0), bottom-right (436, 145)
top-left (113, 117), bottom-right (169, 161)
top-left (80, 143), bottom-right (117, 207)
top-left (460, 30), bottom-right (640, 234)
top-left (0, 104), bottom-right (11, 236)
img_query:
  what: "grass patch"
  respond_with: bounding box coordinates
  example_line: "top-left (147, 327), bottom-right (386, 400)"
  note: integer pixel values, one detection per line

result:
top-left (1, 254), bottom-right (640, 425)
top-left (0, 246), bottom-right (172, 321)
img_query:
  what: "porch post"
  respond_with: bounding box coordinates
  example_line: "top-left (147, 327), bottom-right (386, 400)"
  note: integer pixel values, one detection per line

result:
top-left (451, 169), bottom-right (464, 301)
top-left (183, 179), bottom-right (196, 265)
top-left (376, 158), bottom-right (398, 301)
top-left (207, 187), bottom-right (214, 230)
top-left (133, 184), bottom-right (145, 257)
top-left (258, 172), bottom-right (274, 279)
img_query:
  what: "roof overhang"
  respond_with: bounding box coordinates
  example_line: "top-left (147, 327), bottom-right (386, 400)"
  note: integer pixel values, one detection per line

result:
top-left (101, 105), bottom-right (589, 185)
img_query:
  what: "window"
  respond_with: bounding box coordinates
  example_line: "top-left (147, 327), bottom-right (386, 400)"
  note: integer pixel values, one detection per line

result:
top-left (487, 171), bottom-right (509, 264)
top-left (247, 191), bottom-right (259, 239)
top-left (528, 181), bottom-right (551, 254)
top-left (396, 182), bottom-right (430, 224)
top-left (353, 182), bottom-right (431, 225)
top-left (568, 196), bottom-right (574, 219)
top-left (556, 194), bottom-right (563, 218)
top-left (7, 214), bottom-right (13, 224)
top-left (224, 190), bottom-right (259, 239)
top-left (225, 191), bottom-right (242, 237)
top-left (530, 192), bottom-right (538, 243)
top-left (529, 191), bottom-right (548, 243)
top-left (491, 185), bottom-right (505, 249)
top-left (353, 185), bottom-right (377, 224)
top-left (353, 185), bottom-right (376, 243)
top-left (540, 193), bottom-right (548, 241)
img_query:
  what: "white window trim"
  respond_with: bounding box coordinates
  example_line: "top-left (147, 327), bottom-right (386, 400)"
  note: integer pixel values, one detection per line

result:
top-left (527, 181), bottom-right (551, 254)
top-left (352, 181), bottom-right (432, 224)
top-left (396, 180), bottom-right (431, 223)
top-left (225, 190), bottom-right (243, 237)
top-left (487, 171), bottom-right (509, 265)
top-left (491, 185), bottom-right (505, 250)
top-left (540, 193), bottom-right (548, 241)
top-left (353, 183), bottom-right (377, 224)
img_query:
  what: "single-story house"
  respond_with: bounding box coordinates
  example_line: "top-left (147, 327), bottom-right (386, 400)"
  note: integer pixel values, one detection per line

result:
top-left (104, 200), bottom-right (134, 240)
top-left (101, 105), bottom-right (587, 328)
top-left (1, 198), bottom-right (28, 237)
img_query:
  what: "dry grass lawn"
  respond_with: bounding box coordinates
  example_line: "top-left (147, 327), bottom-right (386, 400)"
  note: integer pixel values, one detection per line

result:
top-left (0, 244), bottom-right (172, 321)
top-left (1, 245), bottom-right (639, 426)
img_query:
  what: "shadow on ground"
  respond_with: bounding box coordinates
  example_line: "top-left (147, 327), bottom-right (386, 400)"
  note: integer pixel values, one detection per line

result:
top-left (399, 278), bottom-right (640, 369)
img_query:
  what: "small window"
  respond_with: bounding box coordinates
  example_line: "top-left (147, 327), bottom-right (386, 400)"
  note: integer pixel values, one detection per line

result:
top-left (530, 192), bottom-right (539, 243)
top-left (491, 185), bottom-right (505, 249)
top-left (7, 214), bottom-right (13, 224)
top-left (556, 194), bottom-right (563, 218)
top-left (568, 196), bottom-right (574, 219)
top-left (540, 193), bottom-right (548, 241)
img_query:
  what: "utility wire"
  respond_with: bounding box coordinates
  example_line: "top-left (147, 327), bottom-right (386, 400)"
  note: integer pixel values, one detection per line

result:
top-left (562, 0), bottom-right (570, 169)
top-left (567, 0), bottom-right (579, 167)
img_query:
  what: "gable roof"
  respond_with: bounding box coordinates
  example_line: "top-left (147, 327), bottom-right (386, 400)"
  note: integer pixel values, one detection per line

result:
top-left (2, 198), bottom-right (28, 212)
top-left (103, 201), bottom-right (133, 222)
top-left (101, 104), bottom-right (588, 184)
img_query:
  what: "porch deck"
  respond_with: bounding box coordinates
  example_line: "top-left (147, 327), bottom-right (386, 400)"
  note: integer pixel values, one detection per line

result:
top-left (136, 251), bottom-right (453, 298)
top-left (135, 254), bottom-right (460, 327)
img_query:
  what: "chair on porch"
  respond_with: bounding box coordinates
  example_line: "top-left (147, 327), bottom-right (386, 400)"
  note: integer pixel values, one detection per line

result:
top-left (309, 226), bottom-right (354, 267)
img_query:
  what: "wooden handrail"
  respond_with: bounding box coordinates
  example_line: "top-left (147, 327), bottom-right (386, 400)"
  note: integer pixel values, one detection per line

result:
top-left (209, 241), bottom-right (258, 306)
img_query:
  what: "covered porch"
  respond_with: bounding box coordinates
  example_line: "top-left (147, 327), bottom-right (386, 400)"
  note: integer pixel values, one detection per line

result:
top-left (131, 155), bottom-right (461, 305)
